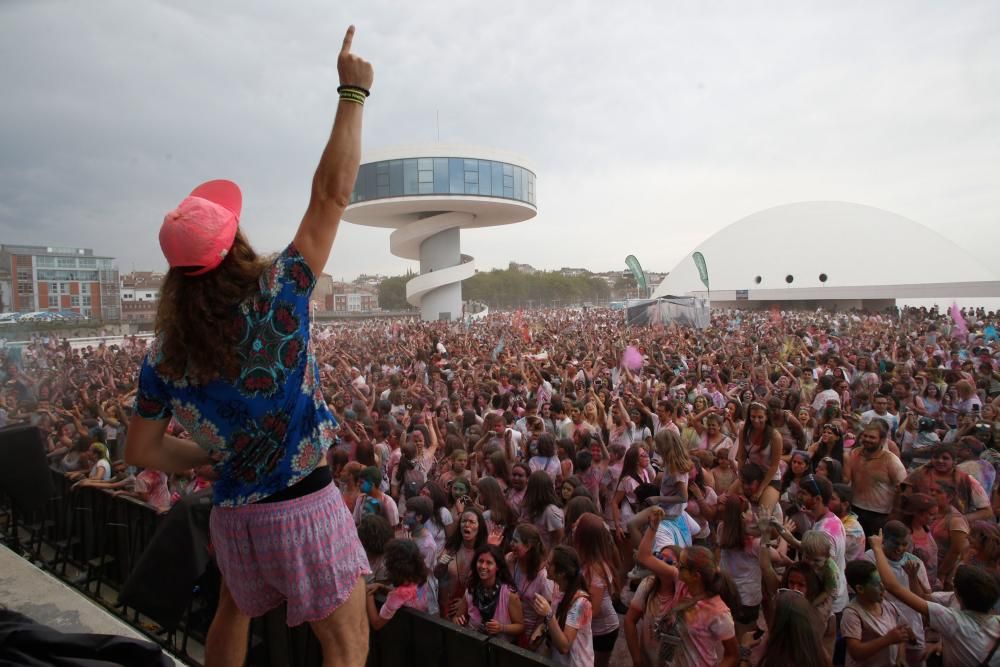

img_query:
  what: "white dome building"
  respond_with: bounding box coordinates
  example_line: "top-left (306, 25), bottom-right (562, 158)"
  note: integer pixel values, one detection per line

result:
top-left (651, 202), bottom-right (999, 310)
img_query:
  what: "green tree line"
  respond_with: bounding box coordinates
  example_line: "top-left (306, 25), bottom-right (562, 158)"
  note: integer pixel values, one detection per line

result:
top-left (377, 268), bottom-right (611, 310)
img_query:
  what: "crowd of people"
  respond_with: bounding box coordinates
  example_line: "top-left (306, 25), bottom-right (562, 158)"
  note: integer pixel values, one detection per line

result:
top-left (4, 303), bottom-right (1000, 666)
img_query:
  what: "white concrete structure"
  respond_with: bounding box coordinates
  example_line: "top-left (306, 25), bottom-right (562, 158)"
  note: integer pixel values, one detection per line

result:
top-left (652, 201), bottom-right (1000, 310)
top-left (343, 145), bottom-right (536, 321)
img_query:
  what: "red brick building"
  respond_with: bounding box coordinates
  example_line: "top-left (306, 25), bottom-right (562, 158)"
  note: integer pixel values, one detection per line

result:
top-left (0, 244), bottom-right (120, 320)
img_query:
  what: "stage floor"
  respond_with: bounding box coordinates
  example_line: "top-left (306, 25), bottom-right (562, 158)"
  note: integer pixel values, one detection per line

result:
top-left (0, 543), bottom-right (182, 665)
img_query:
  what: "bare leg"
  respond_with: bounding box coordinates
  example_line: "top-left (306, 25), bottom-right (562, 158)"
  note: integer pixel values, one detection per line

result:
top-left (205, 577), bottom-right (251, 667)
top-left (822, 613), bottom-right (836, 661)
top-left (309, 576), bottom-right (369, 667)
top-left (759, 485), bottom-right (780, 515)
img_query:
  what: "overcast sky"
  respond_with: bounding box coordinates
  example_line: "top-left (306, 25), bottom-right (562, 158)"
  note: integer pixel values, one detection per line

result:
top-left (2, 1), bottom-right (998, 282)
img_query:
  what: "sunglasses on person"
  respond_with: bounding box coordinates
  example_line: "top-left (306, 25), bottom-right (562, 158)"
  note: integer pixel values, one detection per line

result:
top-left (801, 474), bottom-right (822, 497)
top-left (654, 551), bottom-right (676, 566)
top-left (776, 587), bottom-right (805, 598)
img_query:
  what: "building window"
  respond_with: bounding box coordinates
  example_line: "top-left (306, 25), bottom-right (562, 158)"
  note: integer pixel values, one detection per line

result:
top-left (404, 159), bottom-right (419, 195)
top-left (80, 283), bottom-right (90, 295)
top-left (433, 158), bottom-right (449, 193)
top-left (82, 296), bottom-right (91, 307)
top-left (448, 158), bottom-right (464, 194)
top-left (16, 268), bottom-right (31, 281)
top-left (36, 269), bottom-right (98, 281)
top-left (350, 156), bottom-right (536, 205)
top-left (36, 256), bottom-right (55, 268)
top-left (479, 161), bottom-right (492, 196)
top-left (48, 295), bottom-right (59, 308)
top-left (57, 257), bottom-right (77, 268)
top-left (71, 296), bottom-right (80, 307)
top-left (17, 283), bottom-right (33, 295)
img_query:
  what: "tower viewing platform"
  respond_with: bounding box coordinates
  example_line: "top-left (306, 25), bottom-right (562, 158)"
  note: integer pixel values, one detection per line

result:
top-left (343, 145), bottom-right (537, 321)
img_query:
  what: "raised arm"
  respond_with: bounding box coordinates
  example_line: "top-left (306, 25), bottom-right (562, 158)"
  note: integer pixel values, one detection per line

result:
top-left (293, 26), bottom-right (374, 275)
top-left (869, 532), bottom-right (928, 616)
top-left (757, 517), bottom-right (780, 597)
top-left (636, 508), bottom-right (679, 582)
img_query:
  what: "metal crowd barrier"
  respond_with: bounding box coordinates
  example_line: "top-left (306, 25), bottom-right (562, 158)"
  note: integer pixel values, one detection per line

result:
top-left (258, 599), bottom-right (556, 667)
top-left (1, 467), bottom-right (555, 667)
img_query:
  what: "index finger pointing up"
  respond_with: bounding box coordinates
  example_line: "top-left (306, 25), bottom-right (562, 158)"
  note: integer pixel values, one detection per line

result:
top-left (341, 25), bottom-right (355, 54)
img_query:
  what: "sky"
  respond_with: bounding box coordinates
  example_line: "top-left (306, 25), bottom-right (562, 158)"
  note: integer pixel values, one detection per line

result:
top-left (1, 1), bottom-right (998, 283)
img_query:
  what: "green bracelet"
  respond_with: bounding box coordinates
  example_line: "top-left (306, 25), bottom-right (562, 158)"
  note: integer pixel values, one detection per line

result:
top-left (339, 89), bottom-right (366, 106)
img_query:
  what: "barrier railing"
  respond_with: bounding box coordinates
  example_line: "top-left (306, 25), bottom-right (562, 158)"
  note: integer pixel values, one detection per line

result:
top-left (1, 463), bottom-right (555, 666)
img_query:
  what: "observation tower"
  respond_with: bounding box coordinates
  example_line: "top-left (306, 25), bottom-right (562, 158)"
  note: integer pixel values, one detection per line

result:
top-left (342, 145), bottom-right (537, 321)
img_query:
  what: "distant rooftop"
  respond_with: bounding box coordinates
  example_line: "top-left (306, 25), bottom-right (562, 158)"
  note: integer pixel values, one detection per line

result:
top-left (1, 244), bottom-right (113, 259)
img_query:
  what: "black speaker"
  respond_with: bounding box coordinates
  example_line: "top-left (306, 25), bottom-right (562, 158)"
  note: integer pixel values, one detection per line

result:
top-left (0, 424), bottom-right (55, 512)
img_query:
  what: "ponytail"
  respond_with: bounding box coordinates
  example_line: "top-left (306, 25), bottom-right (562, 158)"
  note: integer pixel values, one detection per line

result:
top-left (710, 570), bottom-right (742, 613)
top-left (550, 545), bottom-right (588, 626)
top-left (683, 545), bottom-right (742, 611)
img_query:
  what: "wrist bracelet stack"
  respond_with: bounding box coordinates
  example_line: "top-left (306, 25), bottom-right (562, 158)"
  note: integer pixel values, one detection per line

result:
top-left (338, 84), bottom-right (370, 106)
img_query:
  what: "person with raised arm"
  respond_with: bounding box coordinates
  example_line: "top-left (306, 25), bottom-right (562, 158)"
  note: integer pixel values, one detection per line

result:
top-left (126, 26), bottom-right (374, 667)
top-left (870, 530), bottom-right (1000, 666)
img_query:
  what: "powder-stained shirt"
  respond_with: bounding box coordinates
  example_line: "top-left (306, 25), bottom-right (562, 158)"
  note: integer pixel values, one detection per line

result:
top-left (674, 594), bottom-right (736, 667)
top-left (848, 447), bottom-right (906, 514)
top-left (551, 593), bottom-right (594, 667)
top-left (135, 244), bottom-right (338, 507)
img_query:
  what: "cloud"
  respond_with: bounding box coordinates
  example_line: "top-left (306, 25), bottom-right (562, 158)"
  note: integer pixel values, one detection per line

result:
top-left (1, 0), bottom-right (998, 281)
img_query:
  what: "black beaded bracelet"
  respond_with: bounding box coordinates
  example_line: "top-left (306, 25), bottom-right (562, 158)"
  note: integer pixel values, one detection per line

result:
top-left (337, 84), bottom-right (370, 98)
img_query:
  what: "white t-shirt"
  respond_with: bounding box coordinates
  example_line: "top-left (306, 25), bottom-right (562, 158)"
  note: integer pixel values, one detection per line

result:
top-left (863, 550), bottom-right (930, 647)
top-left (630, 424), bottom-right (652, 445)
top-left (413, 528), bottom-right (438, 570)
top-left (652, 414), bottom-right (681, 436)
top-left (841, 599), bottom-right (905, 667)
top-left (551, 593), bottom-right (595, 667)
top-left (861, 410), bottom-right (899, 434)
top-left (813, 512), bottom-right (849, 614)
top-left (529, 455), bottom-right (561, 481)
top-left (812, 388), bottom-right (842, 411)
top-left (92, 458), bottom-right (112, 482)
top-left (653, 512), bottom-right (702, 552)
top-left (534, 504), bottom-right (564, 552)
top-left (927, 601), bottom-right (1000, 667)
top-left (425, 507), bottom-right (453, 554)
top-left (719, 540), bottom-right (762, 606)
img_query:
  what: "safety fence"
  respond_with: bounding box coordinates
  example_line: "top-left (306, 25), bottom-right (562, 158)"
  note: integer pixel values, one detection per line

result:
top-left (0, 428), bottom-right (554, 666)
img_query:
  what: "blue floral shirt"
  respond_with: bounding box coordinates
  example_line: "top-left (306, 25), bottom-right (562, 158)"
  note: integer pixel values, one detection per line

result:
top-left (134, 244), bottom-right (338, 507)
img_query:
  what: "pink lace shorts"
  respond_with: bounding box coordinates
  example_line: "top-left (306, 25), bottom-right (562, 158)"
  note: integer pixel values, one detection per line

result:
top-left (209, 481), bottom-right (370, 626)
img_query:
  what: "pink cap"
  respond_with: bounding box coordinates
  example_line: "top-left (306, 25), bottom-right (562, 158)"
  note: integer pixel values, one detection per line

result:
top-left (159, 180), bottom-right (242, 276)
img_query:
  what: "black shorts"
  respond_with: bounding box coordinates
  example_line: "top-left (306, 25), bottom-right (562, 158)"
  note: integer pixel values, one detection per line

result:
top-left (768, 479), bottom-right (782, 491)
top-left (593, 627), bottom-right (620, 653)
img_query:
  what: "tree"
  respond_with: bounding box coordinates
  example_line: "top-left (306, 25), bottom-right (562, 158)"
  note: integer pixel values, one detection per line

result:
top-left (377, 273), bottom-right (413, 311)
top-left (464, 268), bottom-right (609, 308)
